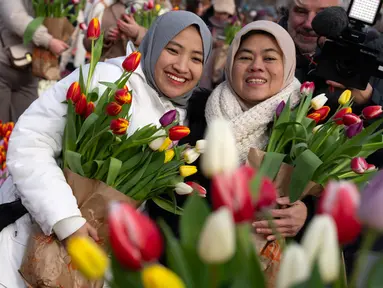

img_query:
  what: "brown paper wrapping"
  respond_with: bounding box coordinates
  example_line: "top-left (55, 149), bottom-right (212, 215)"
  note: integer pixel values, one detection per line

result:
top-left (32, 18), bottom-right (75, 80)
top-left (247, 148), bottom-right (323, 288)
top-left (19, 168), bottom-right (135, 288)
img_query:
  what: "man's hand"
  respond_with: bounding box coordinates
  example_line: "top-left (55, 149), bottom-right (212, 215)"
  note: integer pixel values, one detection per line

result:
top-left (48, 38), bottom-right (69, 56)
top-left (117, 14), bottom-right (140, 41)
top-left (326, 80), bottom-right (373, 105)
top-left (62, 222), bottom-right (98, 247)
top-left (252, 197), bottom-right (307, 241)
top-left (105, 27), bottom-right (120, 42)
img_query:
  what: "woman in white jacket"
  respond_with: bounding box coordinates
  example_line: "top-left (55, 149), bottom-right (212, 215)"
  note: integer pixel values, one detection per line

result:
top-left (0, 11), bottom-right (212, 288)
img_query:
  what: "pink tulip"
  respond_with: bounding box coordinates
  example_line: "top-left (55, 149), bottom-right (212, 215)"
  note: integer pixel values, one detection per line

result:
top-left (300, 81), bottom-right (315, 96)
top-left (186, 182), bottom-right (207, 197)
top-left (351, 157), bottom-right (368, 174)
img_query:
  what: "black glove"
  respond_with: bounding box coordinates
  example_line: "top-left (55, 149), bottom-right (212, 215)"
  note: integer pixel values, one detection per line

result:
top-left (0, 199), bottom-right (28, 232)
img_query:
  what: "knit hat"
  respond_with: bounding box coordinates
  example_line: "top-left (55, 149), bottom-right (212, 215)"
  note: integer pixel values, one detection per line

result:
top-left (214, 0), bottom-right (236, 15)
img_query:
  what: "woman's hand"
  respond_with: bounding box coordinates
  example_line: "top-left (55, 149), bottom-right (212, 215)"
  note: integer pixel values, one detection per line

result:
top-left (252, 197), bottom-right (307, 241)
top-left (48, 38), bottom-right (69, 56)
top-left (105, 27), bottom-right (120, 42)
top-left (63, 222), bottom-right (99, 247)
top-left (117, 14), bottom-right (140, 41)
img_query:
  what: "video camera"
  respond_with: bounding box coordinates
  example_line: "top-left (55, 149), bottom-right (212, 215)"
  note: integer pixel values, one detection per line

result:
top-left (313, 0), bottom-right (383, 90)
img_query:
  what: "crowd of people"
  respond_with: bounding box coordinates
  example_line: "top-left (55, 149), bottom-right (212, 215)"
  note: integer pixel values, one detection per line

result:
top-left (0, 0), bottom-right (383, 287)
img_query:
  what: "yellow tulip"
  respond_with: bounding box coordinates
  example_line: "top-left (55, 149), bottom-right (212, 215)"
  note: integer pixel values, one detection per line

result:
top-left (338, 89), bottom-right (352, 105)
top-left (67, 237), bottom-right (108, 280)
top-left (179, 165), bottom-right (197, 177)
top-left (158, 137), bottom-right (172, 152)
top-left (155, 4), bottom-right (161, 11)
top-left (164, 149), bottom-right (175, 163)
top-left (142, 265), bottom-right (185, 288)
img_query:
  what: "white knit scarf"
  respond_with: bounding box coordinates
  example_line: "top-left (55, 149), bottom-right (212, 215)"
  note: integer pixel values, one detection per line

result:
top-left (205, 78), bottom-right (302, 162)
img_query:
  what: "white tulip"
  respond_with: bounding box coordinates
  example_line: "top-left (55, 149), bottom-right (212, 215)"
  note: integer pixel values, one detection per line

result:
top-left (311, 93), bottom-right (328, 110)
top-left (312, 124), bottom-right (323, 134)
top-left (301, 215), bottom-right (340, 283)
top-left (276, 243), bottom-right (310, 288)
top-left (198, 207), bottom-right (236, 264)
top-left (149, 130), bottom-right (166, 151)
top-left (174, 182), bottom-right (193, 195)
top-left (183, 148), bottom-right (200, 164)
top-left (201, 118), bottom-right (239, 178)
top-left (195, 140), bottom-right (207, 154)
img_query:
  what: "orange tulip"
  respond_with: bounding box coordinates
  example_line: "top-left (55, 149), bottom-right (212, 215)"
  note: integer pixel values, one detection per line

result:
top-left (122, 51), bottom-right (141, 72)
top-left (106, 102), bottom-right (122, 116)
top-left (66, 82), bottom-right (82, 103)
top-left (110, 118), bottom-right (129, 135)
top-left (114, 89), bottom-right (132, 105)
top-left (85, 102), bottom-right (95, 118)
top-left (1, 122), bottom-right (14, 138)
top-left (75, 94), bottom-right (88, 116)
top-left (315, 106), bottom-right (330, 121)
top-left (3, 138), bottom-right (8, 151)
top-left (307, 112), bottom-right (321, 124)
top-left (169, 126), bottom-right (190, 141)
top-left (87, 18), bottom-right (101, 40)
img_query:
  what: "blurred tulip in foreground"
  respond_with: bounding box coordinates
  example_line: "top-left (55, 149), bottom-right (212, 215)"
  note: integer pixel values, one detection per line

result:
top-left (142, 265), bottom-right (185, 288)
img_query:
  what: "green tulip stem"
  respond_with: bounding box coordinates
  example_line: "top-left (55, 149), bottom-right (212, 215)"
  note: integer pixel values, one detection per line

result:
top-left (209, 264), bottom-right (218, 288)
top-left (85, 39), bottom-right (95, 96)
top-left (349, 228), bottom-right (379, 288)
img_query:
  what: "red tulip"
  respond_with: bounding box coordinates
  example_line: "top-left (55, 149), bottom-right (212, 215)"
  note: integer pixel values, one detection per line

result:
top-left (79, 22), bottom-right (87, 31)
top-left (87, 18), bottom-right (101, 40)
top-left (351, 157), bottom-right (368, 174)
top-left (114, 89), bottom-right (132, 105)
top-left (3, 138), bottom-right (8, 151)
top-left (333, 107), bottom-right (352, 125)
top-left (75, 94), bottom-right (87, 116)
top-left (362, 105), bottom-right (383, 120)
top-left (367, 164), bottom-right (376, 171)
top-left (110, 118), bottom-right (129, 135)
top-left (300, 81), bottom-right (315, 96)
top-left (343, 113), bottom-right (361, 126)
top-left (108, 202), bottom-right (163, 270)
top-left (122, 51), bottom-right (141, 72)
top-left (211, 165), bottom-right (255, 223)
top-left (186, 181), bottom-right (207, 197)
top-left (0, 122), bottom-right (14, 138)
top-left (169, 126), bottom-right (190, 141)
top-left (106, 102), bottom-right (122, 116)
top-left (147, 0), bottom-right (154, 9)
top-left (66, 82), bottom-right (81, 103)
top-left (254, 176), bottom-right (278, 211)
top-left (85, 102), bottom-right (95, 118)
top-left (315, 106), bottom-right (330, 121)
top-left (307, 112), bottom-right (321, 124)
top-left (317, 181), bottom-right (361, 244)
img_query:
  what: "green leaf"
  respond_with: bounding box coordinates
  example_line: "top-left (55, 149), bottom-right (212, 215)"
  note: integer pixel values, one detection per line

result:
top-left (99, 81), bottom-right (118, 90)
top-left (110, 254), bottom-right (143, 288)
top-left (23, 17), bottom-right (45, 45)
top-left (88, 92), bottom-right (99, 102)
top-left (76, 113), bottom-right (99, 144)
top-left (296, 93), bottom-right (314, 123)
top-left (65, 151), bottom-right (85, 176)
top-left (153, 197), bottom-right (183, 215)
top-left (289, 149), bottom-right (323, 202)
top-left (267, 98), bottom-right (291, 152)
top-left (158, 219), bottom-right (194, 288)
top-left (259, 152), bottom-right (285, 180)
top-left (79, 66), bottom-right (86, 94)
top-left (367, 255), bottom-right (383, 288)
top-left (106, 158), bottom-right (122, 186)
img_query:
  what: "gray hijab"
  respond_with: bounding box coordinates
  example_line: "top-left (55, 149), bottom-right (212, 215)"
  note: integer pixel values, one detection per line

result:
top-left (139, 11), bottom-right (212, 108)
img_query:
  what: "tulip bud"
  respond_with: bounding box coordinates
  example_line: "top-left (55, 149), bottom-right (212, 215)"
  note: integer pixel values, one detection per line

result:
top-left (201, 118), bottom-right (239, 178)
top-left (114, 89), bottom-right (132, 105)
top-left (315, 106), bottom-right (330, 121)
top-left (87, 18), bottom-right (101, 40)
top-left (159, 110), bottom-right (177, 127)
top-left (367, 164), bottom-right (376, 171)
top-left (174, 182), bottom-right (193, 195)
top-left (312, 124), bottom-right (323, 134)
top-left (179, 165), bottom-right (197, 177)
top-left (275, 101), bottom-right (285, 118)
top-left (158, 137), bottom-right (172, 152)
top-left (79, 22), bottom-right (87, 31)
top-left (106, 102), bottom-right (122, 116)
top-left (276, 244), bottom-right (310, 288)
top-left (85, 101), bottom-right (95, 118)
top-left (67, 237), bottom-right (108, 280)
top-left (195, 139), bottom-right (206, 154)
top-left (333, 107), bottom-right (352, 125)
top-left (72, 0), bottom-right (80, 4)
top-left (173, 6), bottom-right (180, 10)
top-left (108, 202), bottom-right (163, 270)
top-left (142, 265), bottom-right (185, 288)
top-left (183, 148), bottom-right (200, 164)
top-left (198, 207), bottom-right (236, 264)
top-left (143, 2), bottom-right (149, 10)
top-left (155, 4), bottom-right (161, 11)
top-left (343, 113), bottom-right (361, 126)
top-left (362, 105), bottom-right (383, 120)
top-left (307, 112), bottom-right (321, 124)
top-left (122, 51), bottom-right (141, 72)
top-left (169, 126), bottom-right (190, 141)
top-left (345, 121), bottom-right (363, 139)
top-left (317, 181), bottom-right (361, 244)
top-left (311, 93), bottom-right (328, 110)
top-left (130, 5), bottom-right (136, 14)
top-left (110, 118), bottom-right (129, 135)
top-left (0, 122), bottom-right (14, 138)
top-left (300, 81), bottom-right (315, 96)
top-left (351, 157), bottom-right (368, 174)
top-left (66, 82), bottom-right (81, 103)
top-left (149, 131), bottom-right (167, 151)
top-left (254, 176), bottom-right (278, 211)
top-left (212, 166), bottom-right (255, 223)
top-left (75, 94), bottom-right (87, 116)
top-left (147, 0), bottom-right (154, 9)
top-left (164, 149), bottom-right (175, 163)
top-left (186, 181), bottom-right (207, 197)
top-left (302, 215), bottom-right (340, 283)
top-left (338, 89), bottom-right (352, 105)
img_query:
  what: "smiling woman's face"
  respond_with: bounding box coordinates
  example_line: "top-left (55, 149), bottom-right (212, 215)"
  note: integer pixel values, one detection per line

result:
top-left (231, 32), bottom-right (284, 105)
top-left (154, 26), bottom-right (204, 99)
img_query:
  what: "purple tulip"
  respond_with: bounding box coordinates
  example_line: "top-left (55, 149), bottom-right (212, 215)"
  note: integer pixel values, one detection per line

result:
top-left (143, 3), bottom-right (149, 11)
top-left (358, 170), bottom-right (383, 231)
top-left (159, 110), bottom-right (177, 127)
top-left (275, 101), bottom-right (286, 118)
top-left (130, 5), bottom-right (136, 14)
top-left (345, 121), bottom-right (363, 138)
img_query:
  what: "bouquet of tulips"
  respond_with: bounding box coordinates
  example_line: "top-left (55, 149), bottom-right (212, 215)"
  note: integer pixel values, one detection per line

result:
top-left (223, 16), bottom-right (242, 45)
top-left (0, 122), bottom-right (14, 187)
top-left (256, 81), bottom-right (383, 202)
top-left (66, 118), bottom-right (383, 288)
top-left (130, 0), bottom-right (165, 29)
